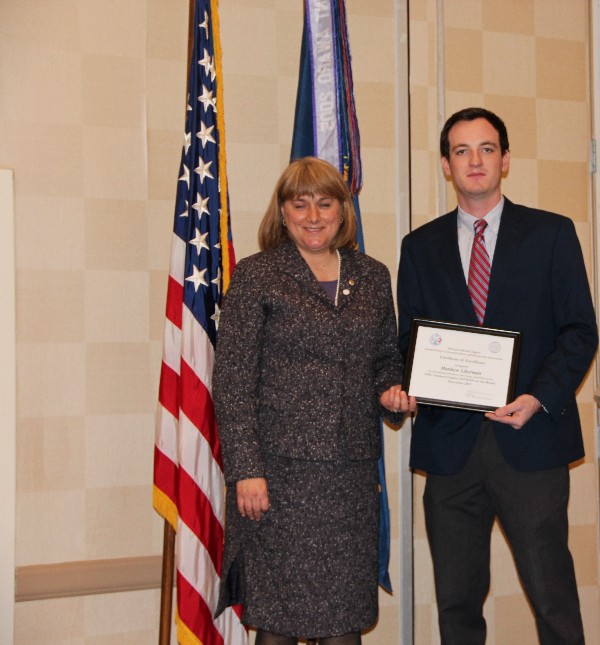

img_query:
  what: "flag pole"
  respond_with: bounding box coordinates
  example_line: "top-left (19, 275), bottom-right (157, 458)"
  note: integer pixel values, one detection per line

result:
top-left (158, 522), bottom-right (176, 645)
top-left (157, 3), bottom-right (197, 644)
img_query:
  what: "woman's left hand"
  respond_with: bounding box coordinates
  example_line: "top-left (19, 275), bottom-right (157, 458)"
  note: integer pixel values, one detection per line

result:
top-left (380, 385), bottom-right (417, 414)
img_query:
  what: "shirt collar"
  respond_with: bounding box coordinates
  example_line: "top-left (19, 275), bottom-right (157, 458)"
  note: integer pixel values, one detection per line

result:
top-left (457, 196), bottom-right (504, 236)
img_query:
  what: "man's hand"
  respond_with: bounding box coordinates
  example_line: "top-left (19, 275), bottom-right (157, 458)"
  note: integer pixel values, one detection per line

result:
top-left (236, 477), bottom-right (270, 521)
top-left (485, 394), bottom-right (542, 429)
top-left (380, 385), bottom-right (417, 414)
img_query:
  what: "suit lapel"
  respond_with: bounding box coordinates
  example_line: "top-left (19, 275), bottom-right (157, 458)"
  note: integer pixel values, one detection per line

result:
top-left (484, 199), bottom-right (525, 324)
top-left (336, 247), bottom-right (361, 311)
top-left (275, 240), bottom-right (343, 309)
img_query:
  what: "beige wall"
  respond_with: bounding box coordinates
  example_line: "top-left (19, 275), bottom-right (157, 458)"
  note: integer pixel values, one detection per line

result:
top-left (0, 0), bottom-right (598, 644)
top-left (1, 1), bottom-right (189, 642)
top-left (0, 0), bottom-right (403, 643)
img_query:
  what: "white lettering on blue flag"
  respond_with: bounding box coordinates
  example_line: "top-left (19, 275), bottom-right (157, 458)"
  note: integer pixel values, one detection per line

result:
top-left (307, 0), bottom-right (340, 169)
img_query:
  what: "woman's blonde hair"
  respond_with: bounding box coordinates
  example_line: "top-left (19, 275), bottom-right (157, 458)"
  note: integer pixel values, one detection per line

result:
top-left (258, 157), bottom-right (357, 251)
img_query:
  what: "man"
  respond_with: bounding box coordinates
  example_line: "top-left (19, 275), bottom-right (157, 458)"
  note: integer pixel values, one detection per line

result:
top-left (397, 107), bottom-right (598, 644)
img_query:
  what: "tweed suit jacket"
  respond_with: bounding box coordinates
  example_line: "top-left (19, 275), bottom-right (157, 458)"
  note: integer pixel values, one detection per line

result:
top-left (213, 240), bottom-right (404, 485)
top-left (397, 198), bottom-right (598, 475)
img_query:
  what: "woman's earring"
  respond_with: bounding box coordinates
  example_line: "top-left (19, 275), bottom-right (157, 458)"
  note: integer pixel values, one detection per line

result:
top-left (282, 219), bottom-right (287, 228)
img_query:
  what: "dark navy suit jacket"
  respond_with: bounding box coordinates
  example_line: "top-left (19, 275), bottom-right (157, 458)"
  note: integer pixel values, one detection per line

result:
top-left (397, 199), bottom-right (598, 475)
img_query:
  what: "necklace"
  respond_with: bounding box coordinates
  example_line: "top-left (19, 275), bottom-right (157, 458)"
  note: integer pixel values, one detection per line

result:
top-left (334, 249), bottom-right (341, 306)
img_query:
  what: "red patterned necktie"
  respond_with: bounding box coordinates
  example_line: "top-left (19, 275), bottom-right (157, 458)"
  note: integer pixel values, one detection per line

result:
top-left (468, 219), bottom-right (490, 325)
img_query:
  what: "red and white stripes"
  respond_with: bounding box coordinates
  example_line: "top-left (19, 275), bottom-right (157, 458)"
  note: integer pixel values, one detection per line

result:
top-left (468, 219), bottom-right (490, 325)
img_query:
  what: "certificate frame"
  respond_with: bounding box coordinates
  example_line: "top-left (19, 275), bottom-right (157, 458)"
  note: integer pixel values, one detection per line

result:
top-left (403, 318), bottom-right (521, 413)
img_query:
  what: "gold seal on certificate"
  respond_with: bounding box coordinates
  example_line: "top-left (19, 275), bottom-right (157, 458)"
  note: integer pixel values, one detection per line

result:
top-left (403, 318), bottom-right (521, 412)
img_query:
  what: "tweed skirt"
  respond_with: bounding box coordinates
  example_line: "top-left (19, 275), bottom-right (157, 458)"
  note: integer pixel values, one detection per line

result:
top-left (219, 454), bottom-right (380, 639)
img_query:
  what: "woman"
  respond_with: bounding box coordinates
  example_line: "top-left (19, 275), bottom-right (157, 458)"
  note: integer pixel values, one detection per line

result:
top-left (214, 157), bottom-right (414, 645)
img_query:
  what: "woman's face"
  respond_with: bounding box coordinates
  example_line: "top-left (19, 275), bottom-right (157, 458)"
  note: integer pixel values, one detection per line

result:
top-left (281, 193), bottom-right (342, 256)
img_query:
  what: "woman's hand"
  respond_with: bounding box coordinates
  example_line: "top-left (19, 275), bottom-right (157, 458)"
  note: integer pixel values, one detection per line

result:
top-left (380, 385), bottom-right (417, 414)
top-left (236, 477), bottom-right (270, 521)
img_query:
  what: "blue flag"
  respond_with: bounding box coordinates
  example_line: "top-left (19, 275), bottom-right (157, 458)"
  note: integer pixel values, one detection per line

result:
top-left (290, 0), bottom-right (392, 592)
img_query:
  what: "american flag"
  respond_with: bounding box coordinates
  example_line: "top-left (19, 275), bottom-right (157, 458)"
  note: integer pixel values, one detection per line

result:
top-left (153, 1), bottom-right (247, 643)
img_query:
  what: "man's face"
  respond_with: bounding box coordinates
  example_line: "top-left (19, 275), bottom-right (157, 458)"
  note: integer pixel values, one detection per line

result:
top-left (441, 118), bottom-right (510, 209)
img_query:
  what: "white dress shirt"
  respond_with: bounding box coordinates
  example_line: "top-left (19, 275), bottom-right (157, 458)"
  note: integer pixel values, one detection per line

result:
top-left (457, 196), bottom-right (504, 282)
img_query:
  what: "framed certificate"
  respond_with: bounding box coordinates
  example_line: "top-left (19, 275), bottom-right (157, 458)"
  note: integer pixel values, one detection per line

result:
top-left (403, 318), bottom-right (521, 413)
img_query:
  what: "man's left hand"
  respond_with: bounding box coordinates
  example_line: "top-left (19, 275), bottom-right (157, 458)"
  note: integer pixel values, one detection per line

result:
top-left (485, 394), bottom-right (542, 429)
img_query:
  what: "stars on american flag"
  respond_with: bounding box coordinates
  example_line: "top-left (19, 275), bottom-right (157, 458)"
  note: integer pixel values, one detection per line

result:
top-left (178, 199), bottom-right (189, 219)
top-left (185, 265), bottom-right (208, 292)
top-left (190, 228), bottom-right (210, 254)
top-left (199, 49), bottom-right (216, 81)
top-left (198, 85), bottom-right (216, 112)
top-left (194, 158), bottom-right (214, 183)
top-left (211, 303), bottom-right (221, 330)
top-left (199, 11), bottom-right (210, 39)
top-left (192, 193), bottom-right (210, 218)
top-left (168, 1), bottom-right (228, 337)
top-left (179, 164), bottom-right (190, 188)
top-left (197, 122), bottom-right (215, 148)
